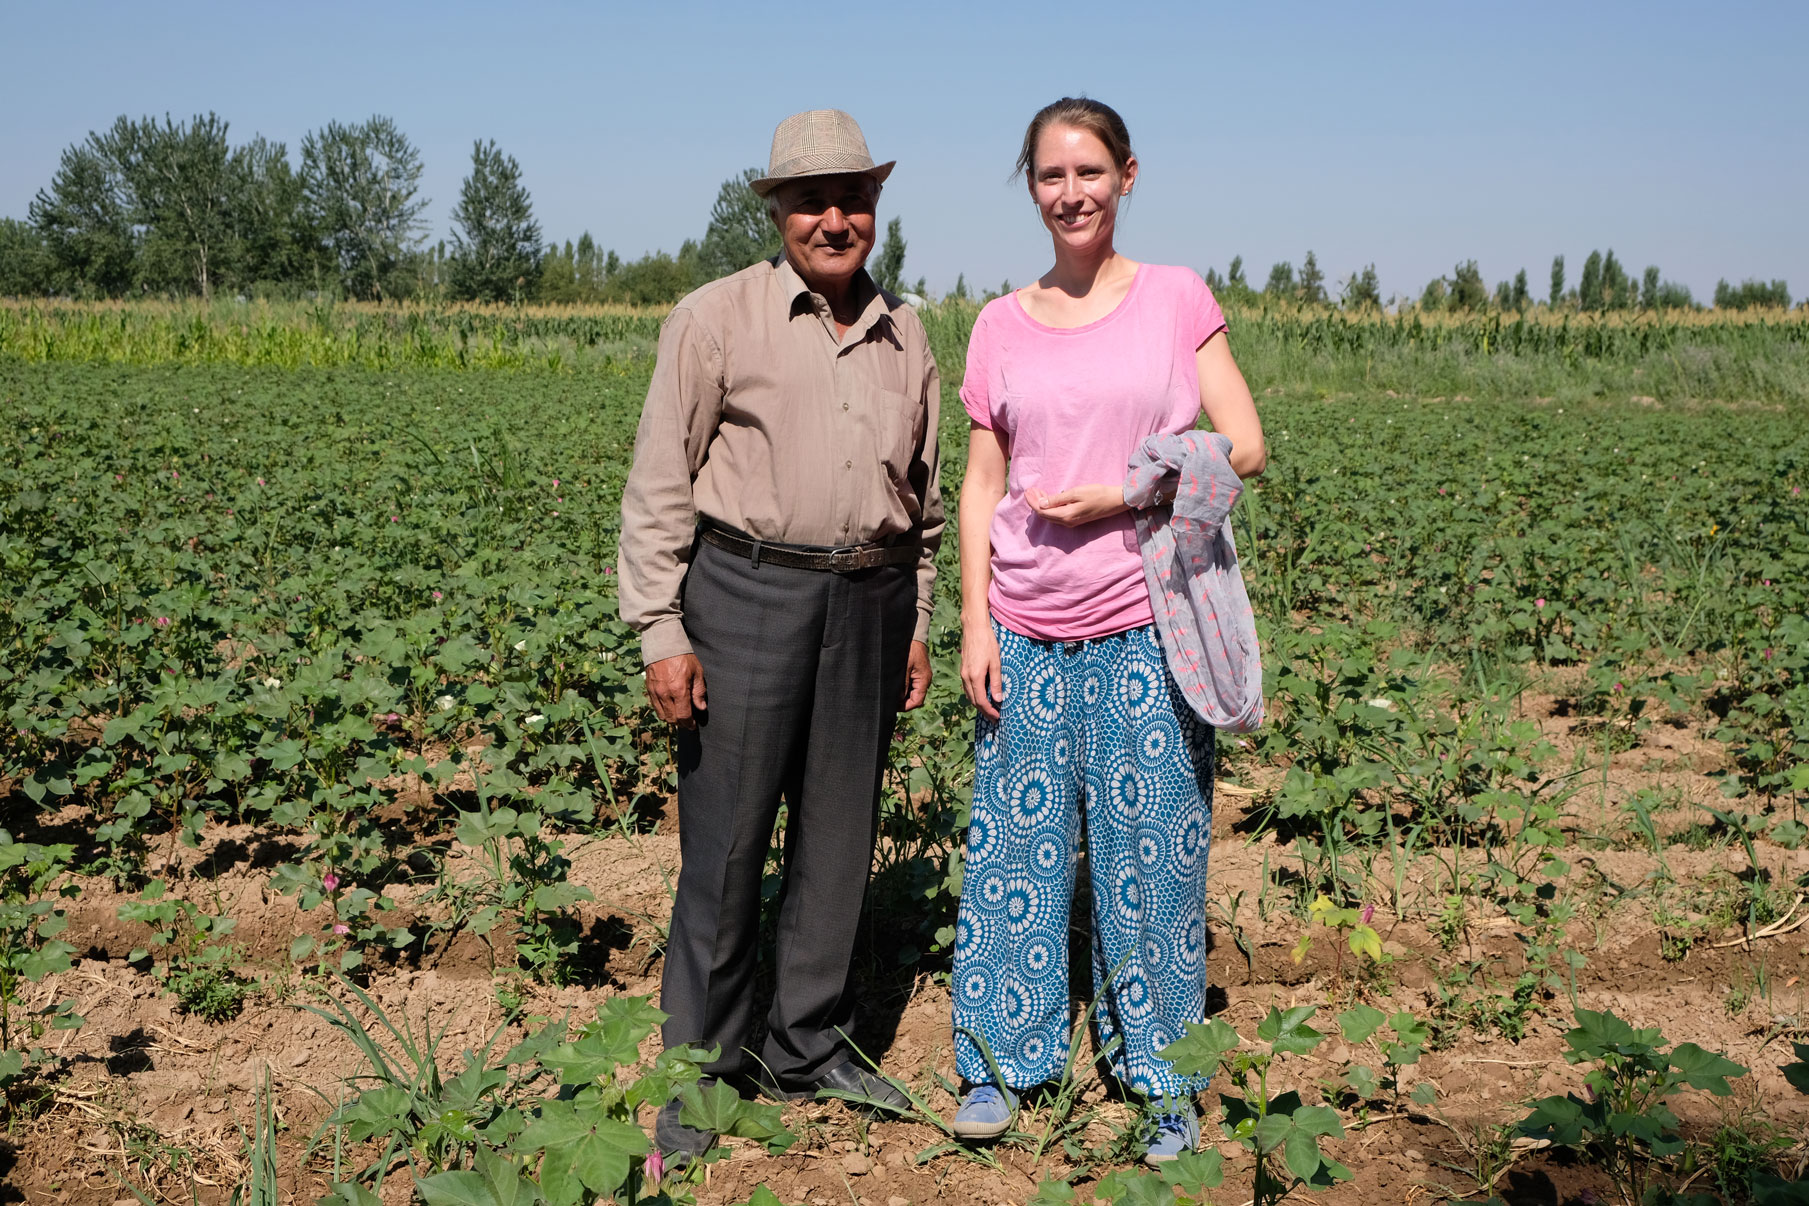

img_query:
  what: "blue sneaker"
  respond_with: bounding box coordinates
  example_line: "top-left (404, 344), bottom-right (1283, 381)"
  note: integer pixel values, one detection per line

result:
top-left (951, 1084), bottom-right (1017, 1139)
top-left (1143, 1107), bottom-right (1199, 1165)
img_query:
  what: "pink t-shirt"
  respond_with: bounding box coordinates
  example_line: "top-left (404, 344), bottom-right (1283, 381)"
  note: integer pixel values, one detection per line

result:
top-left (961, 264), bottom-right (1227, 641)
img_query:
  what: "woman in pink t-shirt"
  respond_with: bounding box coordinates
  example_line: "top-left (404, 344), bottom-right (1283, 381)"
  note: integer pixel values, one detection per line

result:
top-left (947, 97), bottom-right (1266, 1164)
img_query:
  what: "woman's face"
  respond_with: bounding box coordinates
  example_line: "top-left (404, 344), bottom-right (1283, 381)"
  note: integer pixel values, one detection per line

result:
top-left (1029, 124), bottom-right (1137, 253)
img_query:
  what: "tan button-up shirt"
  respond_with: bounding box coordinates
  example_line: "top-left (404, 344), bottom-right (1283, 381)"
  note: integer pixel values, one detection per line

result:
top-left (618, 257), bottom-right (944, 666)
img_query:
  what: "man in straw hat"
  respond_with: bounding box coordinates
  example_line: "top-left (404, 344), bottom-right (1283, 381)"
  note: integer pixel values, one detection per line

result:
top-left (619, 109), bottom-right (941, 1160)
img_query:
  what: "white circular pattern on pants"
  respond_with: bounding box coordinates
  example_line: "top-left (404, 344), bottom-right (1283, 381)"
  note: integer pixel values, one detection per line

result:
top-left (1004, 875), bottom-right (1041, 935)
top-left (1113, 864), bottom-right (1143, 926)
top-left (1000, 975), bottom-right (1034, 1029)
top-left (966, 809), bottom-right (999, 865)
top-left (1033, 835), bottom-right (1065, 874)
top-left (960, 966), bottom-right (993, 1007)
top-left (1018, 1031), bottom-right (1047, 1069)
top-left (1135, 825), bottom-right (1164, 870)
top-left (1118, 965), bottom-right (1155, 1022)
top-left (1142, 931), bottom-right (1170, 971)
top-left (1023, 934), bottom-right (1056, 975)
top-left (1009, 766), bottom-right (1057, 830)
top-left (1107, 758), bottom-right (1145, 824)
top-left (1082, 669), bottom-right (1104, 707)
top-left (976, 868), bottom-right (1009, 911)
top-left (1177, 905), bottom-right (1205, 970)
top-left (1176, 806), bottom-right (1207, 869)
top-left (1137, 717), bottom-right (1175, 767)
top-left (1027, 660), bottom-right (1065, 723)
top-left (1118, 656), bottom-right (1161, 719)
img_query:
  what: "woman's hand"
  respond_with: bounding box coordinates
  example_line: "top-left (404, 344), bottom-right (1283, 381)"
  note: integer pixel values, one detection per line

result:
top-left (961, 620), bottom-right (1004, 721)
top-left (1025, 483), bottom-right (1130, 527)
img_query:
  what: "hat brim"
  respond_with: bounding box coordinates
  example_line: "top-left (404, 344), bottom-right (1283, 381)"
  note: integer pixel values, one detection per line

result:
top-left (750, 161), bottom-right (895, 198)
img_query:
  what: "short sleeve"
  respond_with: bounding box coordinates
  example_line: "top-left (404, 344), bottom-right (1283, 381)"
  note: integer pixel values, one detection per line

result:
top-left (1190, 272), bottom-right (1228, 349)
top-left (959, 309), bottom-right (995, 429)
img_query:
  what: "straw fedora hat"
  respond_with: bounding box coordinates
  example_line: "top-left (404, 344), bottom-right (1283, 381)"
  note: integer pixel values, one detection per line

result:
top-left (750, 109), bottom-right (895, 198)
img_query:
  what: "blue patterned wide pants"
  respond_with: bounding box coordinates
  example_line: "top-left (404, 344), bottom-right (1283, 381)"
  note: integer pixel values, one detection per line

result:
top-left (951, 621), bottom-right (1215, 1099)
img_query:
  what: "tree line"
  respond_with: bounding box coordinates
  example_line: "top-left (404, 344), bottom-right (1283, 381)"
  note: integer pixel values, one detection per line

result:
top-left (1, 111), bottom-right (1791, 311)
top-left (0, 111), bottom-right (922, 306)
top-left (1205, 249), bottom-right (1794, 314)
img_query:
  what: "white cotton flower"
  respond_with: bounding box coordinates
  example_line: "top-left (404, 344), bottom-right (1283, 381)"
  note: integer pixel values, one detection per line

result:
top-left (436, 694), bottom-right (456, 712)
top-left (525, 714), bottom-right (546, 726)
top-left (514, 639), bottom-right (527, 651)
top-left (1367, 698), bottom-right (1397, 711)
top-left (263, 676), bottom-right (282, 689)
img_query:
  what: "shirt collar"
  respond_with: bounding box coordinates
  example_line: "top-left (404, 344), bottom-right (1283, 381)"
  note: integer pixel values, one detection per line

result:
top-left (773, 255), bottom-right (892, 338)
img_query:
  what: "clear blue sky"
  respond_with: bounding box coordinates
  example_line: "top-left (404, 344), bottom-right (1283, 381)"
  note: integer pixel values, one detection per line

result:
top-left (4, 0), bottom-right (1803, 304)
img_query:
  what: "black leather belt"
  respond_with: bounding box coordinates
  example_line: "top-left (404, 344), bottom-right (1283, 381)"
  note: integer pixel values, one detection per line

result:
top-left (699, 522), bottom-right (920, 573)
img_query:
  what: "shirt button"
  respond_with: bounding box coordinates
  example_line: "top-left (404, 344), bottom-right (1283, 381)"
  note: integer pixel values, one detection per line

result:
top-left (842, 402), bottom-right (850, 411)
top-left (844, 459), bottom-right (852, 469)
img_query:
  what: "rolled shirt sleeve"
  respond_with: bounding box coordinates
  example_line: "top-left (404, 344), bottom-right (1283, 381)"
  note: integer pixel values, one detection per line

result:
top-left (912, 350), bottom-right (944, 645)
top-left (617, 307), bottom-right (722, 666)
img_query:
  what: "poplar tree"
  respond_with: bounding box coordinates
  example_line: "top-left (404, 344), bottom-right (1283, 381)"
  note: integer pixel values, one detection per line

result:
top-left (1511, 268), bottom-right (1529, 310)
top-left (1449, 260), bottom-right (1487, 310)
top-left (30, 132), bottom-right (137, 295)
top-left (300, 115), bottom-right (429, 301)
top-left (1641, 266), bottom-right (1661, 309)
top-left (874, 217), bottom-right (907, 294)
top-left (1342, 264), bottom-right (1381, 309)
top-left (1549, 255), bottom-right (1565, 306)
top-left (448, 139), bottom-right (543, 302)
top-left (1579, 251), bottom-right (1604, 311)
top-left (697, 168), bottom-right (780, 282)
top-left (1601, 249), bottom-right (1630, 309)
top-left (1297, 250), bottom-right (1326, 304)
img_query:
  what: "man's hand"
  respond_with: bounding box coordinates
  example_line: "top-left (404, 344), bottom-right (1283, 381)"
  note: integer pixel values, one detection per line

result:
top-left (646, 654), bottom-right (707, 728)
top-left (1026, 483), bottom-right (1130, 528)
top-left (901, 640), bottom-right (932, 711)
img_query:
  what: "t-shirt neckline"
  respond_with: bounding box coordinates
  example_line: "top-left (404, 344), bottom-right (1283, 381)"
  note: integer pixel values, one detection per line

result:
top-left (1008, 263), bottom-right (1146, 335)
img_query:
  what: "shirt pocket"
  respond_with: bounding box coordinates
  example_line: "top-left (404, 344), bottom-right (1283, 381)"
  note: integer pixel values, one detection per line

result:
top-left (867, 387), bottom-right (925, 477)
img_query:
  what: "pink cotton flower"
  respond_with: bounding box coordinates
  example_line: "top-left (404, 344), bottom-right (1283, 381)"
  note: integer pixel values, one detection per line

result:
top-left (390, 515), bottom-right (400, 523)
top-left (154, 616), bottom-right (171, 628)
top-left (332, 923), bottom-right (350, 936)
top-left (1534, 598), bottom-right (1546, 609)
top-left (432, 591), bottom-right (443, 600)
top-left (643, 1149), bottom-right (664, 1184)
top-left (257, 477), bottom-right (265, 485)
top-left (1360, 904), bottom-right (1375, 925)
top-left (322, 871), bottom-right (341, 892)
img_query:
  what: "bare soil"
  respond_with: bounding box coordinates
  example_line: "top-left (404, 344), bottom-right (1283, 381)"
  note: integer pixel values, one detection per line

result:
top-left (8, 694), bottom-right (1809, 1206)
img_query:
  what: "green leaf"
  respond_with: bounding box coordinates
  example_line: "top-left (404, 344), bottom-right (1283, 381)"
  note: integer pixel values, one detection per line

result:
top-left (1157, 1146), bottom-right (1224, 1195)
top-left (1516, 1095), bottom-right (1586, 1145)
top-left (1027, 1177), bottom-right (1076, 1206)
top-left (1256, 1005), bottom-right (1323, 1056)
top-left (1337, 1004), bottom-right (1387, 1044)
top-left (678, 1079), bottom-right (794, 1153)
top-left (1283, 1127), bottom-right (1328, 1183)
top-left (1667, 1042), bottom-right (1746, 1095)
top-left (1159, 1017), bottom-right (1241, 1076)
top-left (316, 1182), bottom-right (381, 1206)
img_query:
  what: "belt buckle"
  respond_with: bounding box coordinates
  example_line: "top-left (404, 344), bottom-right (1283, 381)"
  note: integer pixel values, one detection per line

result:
top-left (826, 545), bottom-right (859, 572)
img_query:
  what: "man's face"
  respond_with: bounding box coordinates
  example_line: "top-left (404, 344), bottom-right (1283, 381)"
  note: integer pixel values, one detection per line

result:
top-left (770, 174), bottom-right (878, 293)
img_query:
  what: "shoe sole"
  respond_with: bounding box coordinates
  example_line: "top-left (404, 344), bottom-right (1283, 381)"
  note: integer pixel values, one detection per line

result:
top-left (951, 1116), bottom-right (1013, 1140)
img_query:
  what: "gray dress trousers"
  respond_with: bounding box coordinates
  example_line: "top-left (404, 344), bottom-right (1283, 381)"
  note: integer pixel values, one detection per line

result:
top-left (661, 537), bottom-right (916, 1084)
